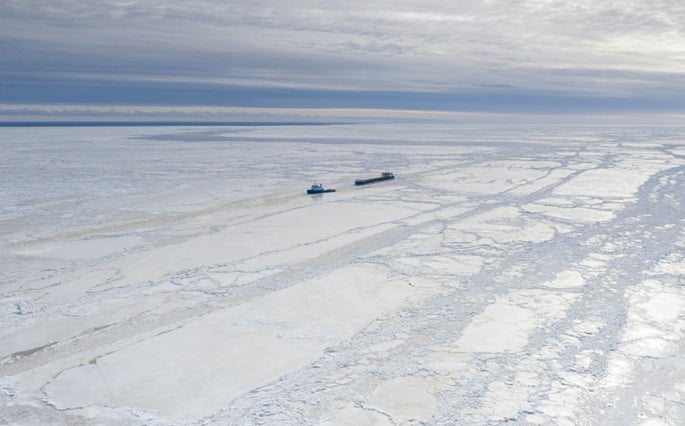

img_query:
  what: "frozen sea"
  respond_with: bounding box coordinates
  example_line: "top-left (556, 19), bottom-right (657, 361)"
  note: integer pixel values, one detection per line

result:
top-left (1, 122), bottom-right (685, 425)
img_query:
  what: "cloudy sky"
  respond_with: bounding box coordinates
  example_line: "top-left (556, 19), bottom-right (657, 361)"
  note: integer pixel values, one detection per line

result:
top-left (2, 0), bottom-right (685, 116)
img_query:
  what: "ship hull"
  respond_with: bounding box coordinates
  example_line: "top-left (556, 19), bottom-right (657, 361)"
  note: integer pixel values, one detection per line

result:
top-left (307, 188), bottom-right (336, 194)
top-left (354, 176), bottom-right (395, 186)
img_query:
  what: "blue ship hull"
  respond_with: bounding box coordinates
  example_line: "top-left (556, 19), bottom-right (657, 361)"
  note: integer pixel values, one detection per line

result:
top-left (307, 188), bottom-right (336, 194)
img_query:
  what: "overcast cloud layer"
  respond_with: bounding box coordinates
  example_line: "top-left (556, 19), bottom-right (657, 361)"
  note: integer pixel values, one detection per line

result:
top-left (2, 0), bottom-right (685, 114)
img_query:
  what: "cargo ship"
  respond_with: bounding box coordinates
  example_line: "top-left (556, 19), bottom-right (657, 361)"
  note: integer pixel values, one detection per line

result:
top-left (307, 183), bottom-right (336, 194)
top-left (355, 172), bottom-right (395, 186)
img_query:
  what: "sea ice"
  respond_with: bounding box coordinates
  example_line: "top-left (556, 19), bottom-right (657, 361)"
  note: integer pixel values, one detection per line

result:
top-left (2, 123), bottom-right (685, 425)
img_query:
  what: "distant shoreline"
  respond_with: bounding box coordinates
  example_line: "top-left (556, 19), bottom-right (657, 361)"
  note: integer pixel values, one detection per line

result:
top-left (0, 121), bottom-right (346, 128)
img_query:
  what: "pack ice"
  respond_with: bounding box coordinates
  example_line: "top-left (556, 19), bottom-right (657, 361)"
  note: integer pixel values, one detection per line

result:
top-left (1, 123), bottom-right (685, 425)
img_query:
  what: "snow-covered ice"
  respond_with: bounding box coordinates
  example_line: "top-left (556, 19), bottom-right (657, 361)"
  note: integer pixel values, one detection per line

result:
top-left (2, 123), bottom-right (685, 425)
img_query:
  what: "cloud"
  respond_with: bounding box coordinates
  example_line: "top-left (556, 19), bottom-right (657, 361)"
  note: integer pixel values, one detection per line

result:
top-left (1, 1), bottom-right (685, 112)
